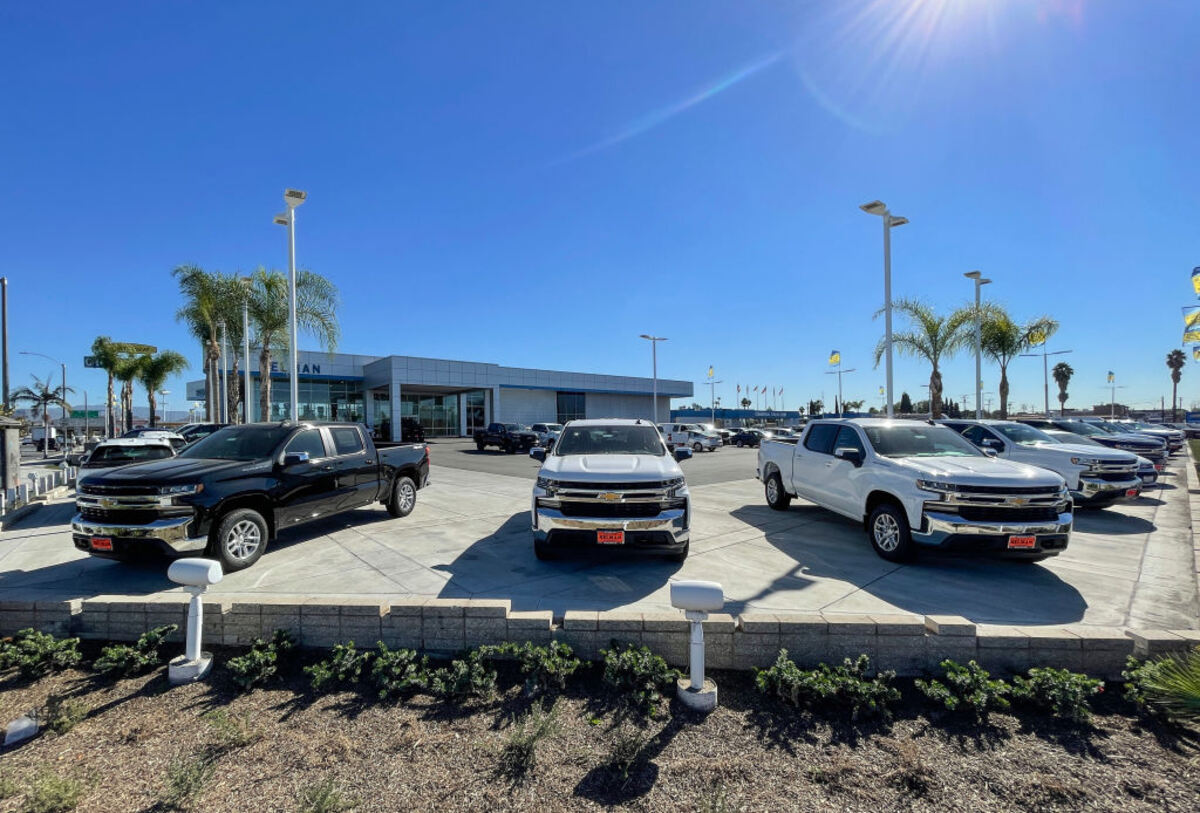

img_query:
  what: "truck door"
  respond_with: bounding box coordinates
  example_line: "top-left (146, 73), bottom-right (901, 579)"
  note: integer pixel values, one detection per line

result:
top-left (275, 428), bottom-right (338, 528)
top-left (791, 423), bottom-right (839, 504)
top-left (326, 426), bottom-right (378, 511)
top-left (824, 425), bottom-right (869, 517)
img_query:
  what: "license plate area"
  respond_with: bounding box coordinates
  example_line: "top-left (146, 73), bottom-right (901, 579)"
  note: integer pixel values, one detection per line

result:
top-left (90, 537), bottom-right (114, 552)
top-left (597, 530), bottom-right (625, 545)
top-left (1007, 535), bottom-right (1036, 550)
top-left (1125, 488), bottom-right (1139, 498)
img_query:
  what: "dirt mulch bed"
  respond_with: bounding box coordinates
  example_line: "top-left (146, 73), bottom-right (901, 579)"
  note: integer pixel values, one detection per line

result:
top-left (1, 656), bottom-right (1198, 812)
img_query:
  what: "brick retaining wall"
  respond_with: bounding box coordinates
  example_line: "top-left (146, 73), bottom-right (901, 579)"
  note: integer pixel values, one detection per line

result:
top-left (4, 597), bottom-right (1197, 679)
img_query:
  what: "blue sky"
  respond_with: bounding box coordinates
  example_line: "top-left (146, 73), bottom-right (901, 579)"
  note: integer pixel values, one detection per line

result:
top-left (2, 1), bottom-right (1197, 416)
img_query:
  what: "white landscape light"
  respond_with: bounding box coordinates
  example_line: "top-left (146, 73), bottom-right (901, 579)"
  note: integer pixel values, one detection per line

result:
top-left (166, 557), bottom-right (223, 685)
top-left (670, 579), bottom-right (723, 713)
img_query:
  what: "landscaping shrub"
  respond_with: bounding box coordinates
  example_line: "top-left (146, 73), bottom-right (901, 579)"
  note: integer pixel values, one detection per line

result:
top-left (202, 709), bottom-right (261, 748)
top-left (480, 641), bottom-right (581, 696)
top-left (92, 625), bottom-right (178, 677)
top-left (45, 696), bottom-right (88, 735)
top-left (298, 777), bottom-right (357, 813)
top-left (601, 643), bottom-right (680, 717)
top-left (0, 773), bottom-right (17, 800)
top-left (754, 651), bottom-right (899, 720)
top-left (605, 726), bottom-right (648, 783)
top-left (428, 649), bottom-right (497, 701)
top-left (497, 700), bottom-right (561, 780)
top-left (369, 644), bottom-right (429, 700)
top-left (1011, 667), bottom-right (1104, 723)
top-left (305, 641), bottom-right (373, 692)
top-left (226, 630), bottom-right (295, 691)
top-left (0, 629), bottom-right (82, 679)
top-left (1123, 650), bottom-right (1200, 723)
top-left (916, 659), bottom-right (1011, 718)
top-left (23, 770), bottom-right (84, 813)
top-left (161, 753), bottom-right (214, 809)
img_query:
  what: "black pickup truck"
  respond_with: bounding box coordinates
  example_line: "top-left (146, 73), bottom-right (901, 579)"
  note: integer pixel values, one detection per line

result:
top-left (474, 422), bottom-right (539, 453)
top-left (71, 422), bottom-right (429, 571)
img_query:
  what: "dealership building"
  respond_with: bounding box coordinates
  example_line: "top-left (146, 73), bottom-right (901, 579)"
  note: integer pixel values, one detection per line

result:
top-left (187, 350), bottom-right (692, 440)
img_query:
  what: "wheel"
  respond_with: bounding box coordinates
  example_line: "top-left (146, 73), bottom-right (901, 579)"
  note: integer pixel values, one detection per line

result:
top-left (693, 442), bottom-right (703, 453)
top-left (211, 508), bottom-right (268, 571)
top-left (534, 538), bottom-right (557, 560)
top-left (736, 440), bottom-right (744, 448)
top-left (386, 476), bottom-right (417, 518)
top-left (765, 472), bottom-right (792, 510)
top-left (476, 440), bottom-right (485, 451)
top-left (505, 442), bottom-right (515, 454)
top-left (667, 542), bottom-right (690, 563)
top-left (867, 503), bottom-right (915, 563)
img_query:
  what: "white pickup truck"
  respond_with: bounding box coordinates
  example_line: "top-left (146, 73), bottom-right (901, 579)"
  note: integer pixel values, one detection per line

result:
top-left (939, 419), bottom-right (1141, 508)
top-left (757, 418), bottom-right (1073, 563)
top-left (530, 419), bottom-right (694, 562)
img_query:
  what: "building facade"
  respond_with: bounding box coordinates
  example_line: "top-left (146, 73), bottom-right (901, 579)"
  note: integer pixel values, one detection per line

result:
top-left (187, 351), bottom-right (691, 440)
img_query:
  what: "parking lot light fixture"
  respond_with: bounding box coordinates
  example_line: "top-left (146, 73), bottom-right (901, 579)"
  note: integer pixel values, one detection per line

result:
top-left (860, 201), bottom-right (907, 417)
top-left (964, 271), bottom-right (991, 418)
top-left (639, 335), bottom-right (667, 423)
top-left (277, 188), bottom-right (307, 423)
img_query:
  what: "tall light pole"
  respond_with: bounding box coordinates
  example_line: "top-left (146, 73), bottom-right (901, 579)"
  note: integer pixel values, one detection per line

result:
top-left (241, 276), bottom-right (252, 424)
top-left (20, 350), bottom-right (67, 440)
top-left (1105, 374), bottom-right (1127, 419)
top-left (707, 378), bottom-right (723, 425)
top-left (963, 271), bottom-right (991, 418)
top-left (824, 364), bottom-right (857, 416)
top-left (160, 390), bottom-right (169, 427)
top-left (639, 334), bottom-right (667, 424)
top-left (1020, 345), bottom-right (1072, 417)
top-left (218, 320), bottom-right (229, 424)
top-left (860, 201), bottom-right (908, 417)
top-left (276, 188), bottom-right (307, 422)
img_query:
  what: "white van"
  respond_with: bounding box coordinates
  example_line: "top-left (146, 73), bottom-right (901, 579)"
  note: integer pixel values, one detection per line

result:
top-left (658, 423), bottom-right (720, 453)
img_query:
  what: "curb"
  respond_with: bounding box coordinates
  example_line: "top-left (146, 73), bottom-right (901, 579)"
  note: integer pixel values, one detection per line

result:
top-left (0, 502), bottom-right (42, 531)
top-left (1185, 442), bottom-right (1200, 598)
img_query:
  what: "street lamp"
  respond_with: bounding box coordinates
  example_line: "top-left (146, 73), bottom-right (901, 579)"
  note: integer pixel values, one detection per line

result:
top-left (706, 378), bottom-right (723, 425)
top-left (241, 276), bottom-right (252, 424)
top-left (275, 187), bottom-right (307, 422)
top-left (218, 320), bottom-right (228, 424)
top-left (160, 390), bottom-right (170, 427)
top-left (1020, 345), bottom-right (1072, 418)
top-left (860, 200), bottom-right (908, 417)
top-left (20, 350), bottom-right (67, 453)
top-left (963, 271), bottom-right (992, 418)
top-left (639, 334), bottom-right (667, 424)
top-left (824, 363), bottom-right (857, 416)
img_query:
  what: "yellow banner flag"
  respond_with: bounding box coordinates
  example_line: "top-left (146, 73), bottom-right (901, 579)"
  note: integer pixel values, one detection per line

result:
top-left (1193, 346), bottom-right (1200, 361)
top-left (829, 350), bottom-right (840, 366)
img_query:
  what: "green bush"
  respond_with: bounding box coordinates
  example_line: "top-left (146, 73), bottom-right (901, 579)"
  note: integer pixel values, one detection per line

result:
top-left (202, 709), bottom-right (261, 748)
top-left (0, 629), bottom-right (82, 679)
top-left (916, 659), bottom-right (1011, 718)
top-left (226, 630), bottom-right (295, 691)
top-left (1011, 667), bottom-right (1103, 723)
top-left (45, 696), bottom-right (88, 736)
top-left (601, 643), bottom-right (680, 717)
top-left (480, 641), bottom-right (581, 696)
top-left (497, 700), bottom-right (561, 780)
top-left (0, 773), bottom-right (18, 800)
top-left (1123, 650), bottom-right (1200, 723)
top-left (429, 649), bottom-right (497, 701)
top-left (93, 625), bottom-right (178, 677)
top-left (754, 651), bottom-right (900, 720)
top-left (161, 753), bottom-right (214, 808)
top-left (369, 644), bottom-right (428, 700)
top-left (305, 641), bottom-right (373, 692)
top-left (23, 770), bottom-right (84, 813)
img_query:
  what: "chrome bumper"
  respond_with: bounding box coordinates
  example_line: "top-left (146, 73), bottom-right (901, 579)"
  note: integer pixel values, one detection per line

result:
top-left (532, 507), bottom-right (689, 544)
top-left (1075, 475), bottom-right (1141, 502)
top-left (915, 510), bottom-right (1074, 543)
top-left (71, 514), bottom-right (208, 554)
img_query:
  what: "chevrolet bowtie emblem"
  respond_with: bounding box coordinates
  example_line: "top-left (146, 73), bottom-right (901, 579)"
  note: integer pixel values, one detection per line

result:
top-left (1007, 497), bottom-right (1030, 506)
top-left (598, 492), bottom-right (621, 501)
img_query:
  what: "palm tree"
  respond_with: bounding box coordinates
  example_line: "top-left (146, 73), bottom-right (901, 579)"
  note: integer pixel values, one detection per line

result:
top-left (740, 398), bottom-right (751, 409)
top-left (12, 374), bottom-right (71, 459)
top-left (174, 266), bottom-right (243, 422)
top-left (1167, 349), bottom-right (1185, 421)
top-left (113, 355), bottom-right (146, 433)
top-left (980, 308), bottom-right (1059, 419)
top-left (246, 266), bottom-right (339, 422)
top-left (90, 336), bottom-right (122, 437)
top-left (874, 300), bottom-right (972, 418)
top-left (137, 351), bottom-right (190, 427)
top-left (1052, 361), bottom-right (1074, 415)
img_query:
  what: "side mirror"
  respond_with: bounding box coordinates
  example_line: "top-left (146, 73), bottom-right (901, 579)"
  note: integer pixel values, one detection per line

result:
top-left (981, 438), bottom-right (1003, 450)
top-left (983, 447), bottom-right (998, 457)
top-left (833, 447), bottom-right (864, 467)
top-left (529, 447), bottom-right (546, 462)
top-left (674, 447), bottom-right (693, 462)
top-left (282, 451), bottom-right (310, 466)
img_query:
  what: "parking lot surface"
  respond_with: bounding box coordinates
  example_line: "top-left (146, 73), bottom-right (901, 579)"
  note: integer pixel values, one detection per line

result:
top-left (0, 445), bottom-right (1196, 629)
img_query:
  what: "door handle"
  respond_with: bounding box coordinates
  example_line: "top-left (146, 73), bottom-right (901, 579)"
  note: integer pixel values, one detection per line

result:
top-left (321, 465), bottom-right (335, 471)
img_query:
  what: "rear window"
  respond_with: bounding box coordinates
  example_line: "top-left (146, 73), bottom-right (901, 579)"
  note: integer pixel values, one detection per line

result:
top-left (330, 427), bottom-right (364, 455)
top-left (804, 424), bottom-right (839, 454)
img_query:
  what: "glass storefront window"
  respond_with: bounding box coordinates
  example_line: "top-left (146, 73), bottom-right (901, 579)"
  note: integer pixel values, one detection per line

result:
top-left (250, 376), bottom-right (363, 424)
top-left (401, 392), bottom-right (460, 436)
top-left (465, 390), bottom-right (486, 435)
top-left (557, 391), bottom-right (585, 424)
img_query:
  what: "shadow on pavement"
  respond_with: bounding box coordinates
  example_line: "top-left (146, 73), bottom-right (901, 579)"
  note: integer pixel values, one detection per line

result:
top-left (2, 501), bottom-right (77, 531)
top-left (729, 505), bottom-right (1088, 626)
top-left (1071, 511), bottom-right (1156, 535)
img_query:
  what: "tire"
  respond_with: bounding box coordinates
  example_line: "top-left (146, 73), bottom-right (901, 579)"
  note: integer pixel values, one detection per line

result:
top-left (867, 503), bottom-right (915, 563)
top-left (505, 442), bottom-right (515, 454)
top-left (736, 440), bottom-right (744, 448)
top-left (534, 538), bottom-right (557, 561)
top-left (765, 472), bottom-right (792, 511)
top-left (475, 440), bottom-right (485, 452)
top-left (693, 442), bottom-right (703, 453)
top-left (211, 508), bottom-right (268, 571)
top-left (667, 542), bottom-right (690, 563)
top-left (386, 476), bottom-right (417, 518)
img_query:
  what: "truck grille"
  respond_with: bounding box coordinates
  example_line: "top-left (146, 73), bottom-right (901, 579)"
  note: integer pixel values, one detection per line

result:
top-left (1092, 470), bottom-right (1137, 482)
top-left (555, 481), bottom-right (669, 492)
top-left (79, 507), bottom-right (158, 526)
top-left (78, 483), bottom-right (159, 496)
top-left (955, 506), bottom-right (1060, 523)
top-left (558, 502), bottom-right (663, 519)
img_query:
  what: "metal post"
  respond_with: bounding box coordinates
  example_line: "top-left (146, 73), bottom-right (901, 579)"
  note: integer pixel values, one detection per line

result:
top-left (243, 293), bottom-right (251, 424)
top-left (219, 321), bottom-right (228, 424)
top-left (60, 362), bottom-right (67, 437)
top-left (883, 218), bottom-right (894, 418)
top-left (1042, 348), bottom-right (1049, 417)
top-left (974, 282), bottom-right (982, 418)
top-left (651, 341), bottom-right (657, 424)
top-left (1, 277), bottom-right (8, 411)
top-left (287, 210), bottom-right (299, 423)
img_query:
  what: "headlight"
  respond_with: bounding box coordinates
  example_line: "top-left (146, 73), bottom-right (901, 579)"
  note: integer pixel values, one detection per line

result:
top-left (159, 484), bottom-right (203, 496)
top-left (535, 476), bottom-right (558, 493)
top-left (1069, 457), bottom-right (1097, 466)
top-left (916, 479), bottom-right (957, 495)
top-left (663, 476), bottom-right (686, 497)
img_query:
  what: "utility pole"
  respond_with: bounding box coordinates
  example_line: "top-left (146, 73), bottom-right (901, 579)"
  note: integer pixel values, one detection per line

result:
top-left (707, 378), bottom-right (723, 426)
top-left (1, 277), bottom-right (8, 411)
top-left (825, 365), bottom-right (856, 417)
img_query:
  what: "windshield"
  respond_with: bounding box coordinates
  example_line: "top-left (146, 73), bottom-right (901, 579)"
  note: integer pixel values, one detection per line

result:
top-left (1049, 432), bottom-right (1102, 447)
top-left (178, 425), bottom-right (292, 461)
top-left (88, 445), bottom-right (173, 464)
top-left (1058, 421), bottom-right (1105, 437)
top-left (863, 424), bottom-right (982, 458)
top-left (555, 425), bottom-right (666, 456)
top-left (994, 423), bottom-right (1055, 446)
top-left (504, 424), bottom-right (523, 432)
top-left (545, 424), bottom-right (562, 431)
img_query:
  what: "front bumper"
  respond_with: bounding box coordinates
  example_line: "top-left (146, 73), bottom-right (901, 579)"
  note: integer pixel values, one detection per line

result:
top-left (914, 510), bottom-right (1073, 558)
top-left (532, 507), bottom-right (689, 552)
top-left (71, 514), bottom-right (208, 559)
top-left (1073, 475), bottom-right (1142, 505)
top-left (1138, 468), bottom-right (1158, 487)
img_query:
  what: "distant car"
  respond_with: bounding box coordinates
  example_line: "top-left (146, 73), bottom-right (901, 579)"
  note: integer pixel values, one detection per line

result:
top-left (178, 423), bottom-right (228, 444)
top-left (121, 428), bottom-right (187, 451)
top-left (78, 438), bottom-right (176, 476)
top-left (712, 428), bottom-right (735, 445)
top-left (530, 422), bottom-right (564, 448)
top-left (1113, 420), bottom-right (1184, 452)
top-left (475, 422), bottom-right (539, 453)
top-left (730, 429), bottom-right (765, 448)
top-left (1163, 422), bottom-right (1200, 439)
top-left (401, 417), bottom-right (425, 442)
top-left (1017, 418), bottom-right (1168, 465)
top-left (1042, 429), bottom-right (1158, 486)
